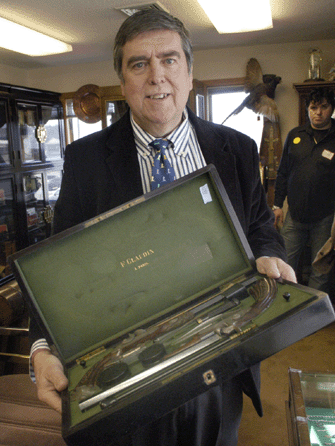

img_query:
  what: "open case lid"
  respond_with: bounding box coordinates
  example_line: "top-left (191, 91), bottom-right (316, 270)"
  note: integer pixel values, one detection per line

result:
top-left (10, 165), bottom-right (255, 364)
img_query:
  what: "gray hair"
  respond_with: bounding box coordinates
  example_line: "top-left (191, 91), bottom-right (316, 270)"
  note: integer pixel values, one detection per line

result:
top-left (113, 9), bottom-right (193, 80)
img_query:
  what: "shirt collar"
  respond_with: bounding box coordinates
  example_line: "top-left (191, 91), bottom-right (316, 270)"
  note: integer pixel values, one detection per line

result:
top-left (304, 118), bottom-right (335, 135)
top-left (131, 109), bottom-right (190, 158)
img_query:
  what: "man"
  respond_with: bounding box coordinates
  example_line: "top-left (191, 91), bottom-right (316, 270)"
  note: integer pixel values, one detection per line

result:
top-left (31, 9), bottom-right (295, 446)
top-left (273, 87), bottom-right (335, 293)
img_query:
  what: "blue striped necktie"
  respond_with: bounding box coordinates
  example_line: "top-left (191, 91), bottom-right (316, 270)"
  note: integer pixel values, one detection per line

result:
top-left (150, 139), bottom-right (176, 190)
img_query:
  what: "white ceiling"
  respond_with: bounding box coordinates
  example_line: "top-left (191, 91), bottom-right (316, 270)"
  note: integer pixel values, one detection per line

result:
top-left (1, 0), bottom-right (335, 69)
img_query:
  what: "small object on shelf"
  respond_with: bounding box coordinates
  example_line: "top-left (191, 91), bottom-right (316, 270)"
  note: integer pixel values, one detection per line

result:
top-left (305, 48), bottom-right (324, 82)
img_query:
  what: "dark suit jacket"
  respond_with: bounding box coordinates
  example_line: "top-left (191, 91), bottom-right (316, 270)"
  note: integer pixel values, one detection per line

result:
top-left (33, 108), bottom-right (287, 435)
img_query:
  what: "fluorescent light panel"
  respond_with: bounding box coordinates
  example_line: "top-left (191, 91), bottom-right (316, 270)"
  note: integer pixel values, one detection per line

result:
top-left (197, 0), bottom-right (273, 33)
top-left (0, 17), bottom-right (72, 56)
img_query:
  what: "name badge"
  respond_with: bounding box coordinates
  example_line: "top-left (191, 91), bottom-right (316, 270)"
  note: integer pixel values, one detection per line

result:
top-left (322, 149), bottom-right (334, 160)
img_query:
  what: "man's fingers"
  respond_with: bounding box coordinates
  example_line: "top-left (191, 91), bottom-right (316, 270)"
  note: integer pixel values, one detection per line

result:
top-left (37, 386), bottom-right (63, 413)
top-left (256, 257), bottom-right (297, 282)
top-left (47, 365), bottom-right (69, 392)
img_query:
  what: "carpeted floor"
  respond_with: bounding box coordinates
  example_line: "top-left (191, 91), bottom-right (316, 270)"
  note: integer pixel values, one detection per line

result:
top-left (237, 321), bottom-right (335, 445)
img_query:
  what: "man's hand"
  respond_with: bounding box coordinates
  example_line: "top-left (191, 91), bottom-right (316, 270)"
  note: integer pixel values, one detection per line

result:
top-left (33, 350), bottom-right (69, 413)
top-left (273, 208), bottom-right (284, 230)
top-left (256, 256), bottom-right (297, 283)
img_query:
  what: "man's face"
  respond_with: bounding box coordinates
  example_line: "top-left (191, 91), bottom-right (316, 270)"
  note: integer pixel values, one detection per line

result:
top-left (308, 99), bottom-right (333, 129)
top-left (120, 30), bottom-right (193, 137)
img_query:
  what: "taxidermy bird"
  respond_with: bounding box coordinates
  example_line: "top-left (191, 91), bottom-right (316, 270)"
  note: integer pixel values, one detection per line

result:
top-left (222, 58), bottom-right (281, 124)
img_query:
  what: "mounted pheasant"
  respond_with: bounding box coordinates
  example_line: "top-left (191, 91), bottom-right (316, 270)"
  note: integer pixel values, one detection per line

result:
top-left (222, 58), bottom-right (281, 124)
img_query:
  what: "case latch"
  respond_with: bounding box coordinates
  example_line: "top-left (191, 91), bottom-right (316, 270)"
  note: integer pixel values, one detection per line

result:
top-left (203, 369), bottom-right (216, 385)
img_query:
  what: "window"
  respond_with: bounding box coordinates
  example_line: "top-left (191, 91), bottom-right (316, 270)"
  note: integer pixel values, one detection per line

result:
top-left (61, 86), bottom-right (128, 146)
top-left (63, 98), bottom-right (102, 143)
top-left (207, 84), bottom-right (264, 149)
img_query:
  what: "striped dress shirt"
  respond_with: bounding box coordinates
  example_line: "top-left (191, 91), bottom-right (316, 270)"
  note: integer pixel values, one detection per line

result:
top-left (131, 109), bottom-right (207, 193)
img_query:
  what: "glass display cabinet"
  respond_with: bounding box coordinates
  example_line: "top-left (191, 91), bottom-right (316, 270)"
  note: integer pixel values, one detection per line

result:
top-left (0, 83), bottom-right (64, 374)
top-left (0, 83), bottom-right (65, 282)
top-left (287, 368), bottom-right (335, 446)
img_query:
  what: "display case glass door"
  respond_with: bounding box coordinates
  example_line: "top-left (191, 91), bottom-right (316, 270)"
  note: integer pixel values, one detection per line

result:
top-left (18, 104), bottom-right (41, 163)
top-left (42, 105), bottom-right (63, 161)
top-left (0, 100), bottom-right (11, 166)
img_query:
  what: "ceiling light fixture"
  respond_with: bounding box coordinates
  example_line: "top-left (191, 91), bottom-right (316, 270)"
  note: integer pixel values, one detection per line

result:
top-left (196, 0), bottom-right (273, 33)
top-left (0, 17), bottom-right (72, 56)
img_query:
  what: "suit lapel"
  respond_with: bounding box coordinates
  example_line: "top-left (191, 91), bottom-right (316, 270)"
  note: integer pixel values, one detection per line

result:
top-left (105, 113), bottom-right (144, 204)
